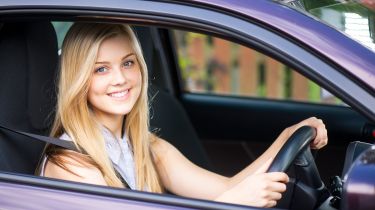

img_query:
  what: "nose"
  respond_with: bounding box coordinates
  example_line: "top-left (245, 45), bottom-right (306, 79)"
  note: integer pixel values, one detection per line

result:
top-left (111, 66), bottom-right (126, 86)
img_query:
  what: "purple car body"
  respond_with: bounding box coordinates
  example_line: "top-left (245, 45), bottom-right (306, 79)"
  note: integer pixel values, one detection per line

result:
top-left (0, 0), bottom-right (375, 210)
top-left (344, 148), bottom-right (375, 210)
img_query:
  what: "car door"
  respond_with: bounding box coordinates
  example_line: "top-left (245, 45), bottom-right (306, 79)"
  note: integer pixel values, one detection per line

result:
top-left (0, 173), bottom-right (255, 210)
top-left (145, 8), bottom-right (375, 185)
top-left (1, 1), bottom-right (375, 210)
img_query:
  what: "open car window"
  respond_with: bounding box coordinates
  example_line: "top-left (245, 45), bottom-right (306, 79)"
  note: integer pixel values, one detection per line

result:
top-left (173, 30), bottom-right (344, 105)
top-left (0, 19), bottom-right (372, 209)
top-left (0, 1), bottom-right (375, 209)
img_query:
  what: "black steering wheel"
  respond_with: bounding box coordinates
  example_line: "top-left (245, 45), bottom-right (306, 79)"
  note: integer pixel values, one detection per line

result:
top-left (267, 126), bottom-right (329, 210)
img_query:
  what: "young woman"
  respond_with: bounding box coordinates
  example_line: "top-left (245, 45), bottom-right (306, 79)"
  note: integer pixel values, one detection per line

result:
top-left (38, 22), bottom-right (328, 208)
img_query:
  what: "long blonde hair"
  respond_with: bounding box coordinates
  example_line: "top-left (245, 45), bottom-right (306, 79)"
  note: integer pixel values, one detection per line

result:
top-left (47, 23), bottom-right (162, 192)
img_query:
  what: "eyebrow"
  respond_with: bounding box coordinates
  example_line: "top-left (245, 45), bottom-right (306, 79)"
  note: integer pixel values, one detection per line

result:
top-left (95, 53), bottom-right (136, 64)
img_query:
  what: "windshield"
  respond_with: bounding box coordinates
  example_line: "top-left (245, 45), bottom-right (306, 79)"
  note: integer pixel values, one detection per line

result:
top-left (277, 0), bottom-right (375, 51)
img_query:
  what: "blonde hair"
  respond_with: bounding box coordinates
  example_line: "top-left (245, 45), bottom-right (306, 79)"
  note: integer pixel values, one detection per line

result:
top-left (46, 23), bottom-right (162, 192)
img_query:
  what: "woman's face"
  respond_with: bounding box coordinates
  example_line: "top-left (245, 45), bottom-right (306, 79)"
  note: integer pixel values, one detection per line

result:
top-left (88, 35), bottom-right (142, 121)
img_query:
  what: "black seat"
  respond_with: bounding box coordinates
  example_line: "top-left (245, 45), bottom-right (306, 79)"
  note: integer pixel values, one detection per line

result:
top-left (0, 23), bottom-right (210, 176)
top-left (149, 86), bottom-right (212, 170)
top-left (134, 26), bottom-right (212, 170)
top-left (0, 21), bottom-right (58, 174)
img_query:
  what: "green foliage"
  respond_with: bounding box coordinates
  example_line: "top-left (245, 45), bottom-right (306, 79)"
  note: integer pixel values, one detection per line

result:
top-left (308, 81), bottom-right (321, 102)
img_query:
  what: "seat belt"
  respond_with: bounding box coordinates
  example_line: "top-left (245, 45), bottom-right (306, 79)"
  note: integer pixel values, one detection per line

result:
top-left (0, 124), bottom-right (130, 188)
top-left (0, 124), bottom-right (78, 152)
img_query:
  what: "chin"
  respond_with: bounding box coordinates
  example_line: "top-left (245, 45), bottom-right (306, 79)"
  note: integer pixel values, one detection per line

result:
top-left (113, 107), bottom-right (133, 116)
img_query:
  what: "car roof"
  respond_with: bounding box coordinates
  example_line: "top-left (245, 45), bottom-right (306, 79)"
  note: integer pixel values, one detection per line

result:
top-left (190, 0), bottom-right (375, 91)
top-left (0, 0), bottom-right (374, 91)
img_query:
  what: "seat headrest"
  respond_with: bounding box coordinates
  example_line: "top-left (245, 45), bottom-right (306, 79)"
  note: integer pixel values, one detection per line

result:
top-left (0, 21), bottom-right (58, 131)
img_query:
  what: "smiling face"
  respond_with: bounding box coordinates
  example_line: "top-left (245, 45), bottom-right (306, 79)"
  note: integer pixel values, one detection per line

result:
top-left (88, 34), bottom-right (142, 125)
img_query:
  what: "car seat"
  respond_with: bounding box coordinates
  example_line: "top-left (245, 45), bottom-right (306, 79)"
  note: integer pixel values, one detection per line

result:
top-left (134, 27), bottom-right (212, 170)
top-left (0, 21), bottom-right (58, 174)
top-left (0, 22), bottom-right (211, 176)
top-left (149, 86), bottom-right (212, 169)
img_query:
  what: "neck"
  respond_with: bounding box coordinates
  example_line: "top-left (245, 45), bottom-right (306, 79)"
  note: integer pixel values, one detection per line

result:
top-left (94, 113), bottom-right (124, 140)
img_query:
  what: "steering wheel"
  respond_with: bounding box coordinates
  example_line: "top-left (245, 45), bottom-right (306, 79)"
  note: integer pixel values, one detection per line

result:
top-left (267, 126), bottom-right (329, 210)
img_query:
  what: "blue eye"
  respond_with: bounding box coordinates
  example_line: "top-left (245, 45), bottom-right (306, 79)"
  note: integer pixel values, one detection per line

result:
top-left (122, 60), bottom-right (134, 69)
top-left (95, 66), bottom-right (108, 73)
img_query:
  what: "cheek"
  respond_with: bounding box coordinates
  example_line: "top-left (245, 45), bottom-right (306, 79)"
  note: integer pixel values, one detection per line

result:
top-left (129, 68), bottom-right (142, 81)
top-left (136, 69), bottom-right (143, 85)
top-left (127, 68), bottom-right (142, 89)
top-left (88, 77), bottom-right (108, 104)
top-left (89, 77), bottom-right (108, 95)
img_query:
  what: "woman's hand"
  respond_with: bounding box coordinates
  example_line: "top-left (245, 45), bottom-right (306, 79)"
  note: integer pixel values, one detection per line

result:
top-left (214, 117), bottom-right (327, 207)
top-left (216, 171), bottom-right (289, 207)
top-left (286, 117), bottom-right (328, 149)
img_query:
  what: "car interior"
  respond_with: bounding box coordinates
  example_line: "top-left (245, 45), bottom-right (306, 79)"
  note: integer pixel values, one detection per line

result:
top-left (0, 20), bottom-right (212, 174)
top-left (0, 19), bottom-right (374, 210)
top-left (0, 21), bottom-right (58, 174)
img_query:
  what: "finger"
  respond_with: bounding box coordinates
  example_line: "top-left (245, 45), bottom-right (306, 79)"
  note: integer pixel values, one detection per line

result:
top-left (312, 127), bottom-right (328, 149)
top-left (312, 119), bottom-right (326, 139)
top-left (312, 118), bottom-right (324, 129)
top-left (265, 191), bottom-right (283, 200)
top-left (308, 116), bottom-right (319, 125)
top-left (294, 117), bottom-right (320, 132)
top-left (264, 200), bottom-right (277, 208)
top-left (307, 116), bottom-right (317, 121)
top-left (318, 128), bottom-right (328, 147)
top-left (266, 172), bottom-right (289, 183)
top-left (311, 138), bottom-right (326, 149)
top-left (265, 181), bottom-right (287, 193)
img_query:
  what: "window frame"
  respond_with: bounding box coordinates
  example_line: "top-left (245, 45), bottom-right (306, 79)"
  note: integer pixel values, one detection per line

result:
top-left (0, 0), bottom-right (374, 208)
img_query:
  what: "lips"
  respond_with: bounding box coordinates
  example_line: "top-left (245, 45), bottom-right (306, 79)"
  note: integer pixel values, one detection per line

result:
top-left (108, 89), bottom-right (129, 99)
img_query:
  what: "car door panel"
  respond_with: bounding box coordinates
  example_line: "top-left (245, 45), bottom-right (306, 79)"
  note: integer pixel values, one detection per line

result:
top-left (180, 93), bottom-right (371, 180)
